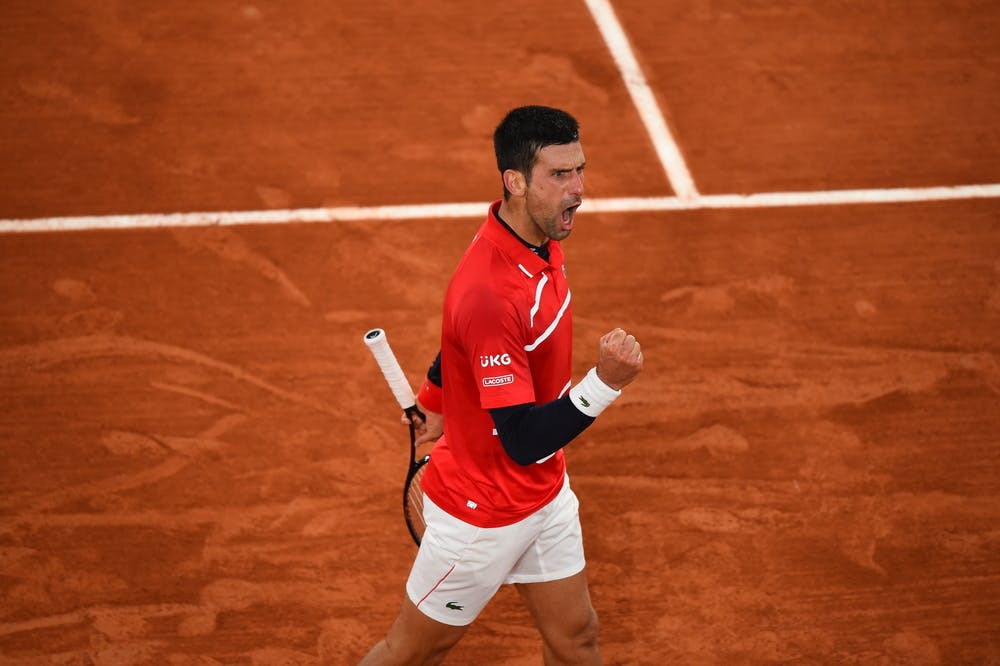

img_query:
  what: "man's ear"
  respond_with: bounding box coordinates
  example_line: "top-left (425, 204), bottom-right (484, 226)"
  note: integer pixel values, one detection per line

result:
top-left (503, 169), bottom-right (527, 197)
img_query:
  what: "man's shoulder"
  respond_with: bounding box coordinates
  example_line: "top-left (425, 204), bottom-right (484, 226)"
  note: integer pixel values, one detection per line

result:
top-left (452, 233), bottom-right (522, 285)
top-left (445, 242), bottom-right (527, 322)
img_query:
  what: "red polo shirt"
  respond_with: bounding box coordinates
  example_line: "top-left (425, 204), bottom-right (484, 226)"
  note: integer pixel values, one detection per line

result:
top-left (420, 200), bottom-right (573, 527)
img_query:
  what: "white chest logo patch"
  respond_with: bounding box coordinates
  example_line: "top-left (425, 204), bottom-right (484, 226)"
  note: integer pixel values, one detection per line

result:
top-left (483, 374), bottom-right (514, 387)
top-left (480, 353), bottom-right (512, 367)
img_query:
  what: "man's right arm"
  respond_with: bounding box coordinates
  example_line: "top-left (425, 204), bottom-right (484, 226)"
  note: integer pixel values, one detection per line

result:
top-left (416, 352), bottom-right (443, 414)
top-left (404, 352), bottom-right (443, 445)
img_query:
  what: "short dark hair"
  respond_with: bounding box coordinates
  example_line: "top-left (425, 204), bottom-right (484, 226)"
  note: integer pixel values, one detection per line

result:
top-left (494, 106), bottom-right (580, 196)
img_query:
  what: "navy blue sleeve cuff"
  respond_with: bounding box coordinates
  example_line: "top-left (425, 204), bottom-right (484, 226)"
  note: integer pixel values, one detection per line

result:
top-left (489, 396), bottom-right (595, 466)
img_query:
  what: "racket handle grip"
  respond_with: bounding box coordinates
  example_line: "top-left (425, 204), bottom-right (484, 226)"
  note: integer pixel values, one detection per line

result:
top-left (363, 328), bottom-right (420, 412)
top-left (404, 404), bottom-right (426, 425)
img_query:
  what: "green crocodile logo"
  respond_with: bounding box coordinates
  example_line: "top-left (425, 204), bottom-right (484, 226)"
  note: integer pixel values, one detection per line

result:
top-left (446, 601), bottom-right (464, 611)
top-left (577, 395), bottom-right (591, 408)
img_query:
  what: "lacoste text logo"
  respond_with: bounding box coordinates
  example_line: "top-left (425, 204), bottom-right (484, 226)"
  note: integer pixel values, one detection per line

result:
top-left (483, 374), bottom-right (514, 387)
top-left (480, 353), bottom-right (512, 367)
top-left (446, 601), bottom-right (464, 611)
top-left (578, 395), bottom-right (591, 408)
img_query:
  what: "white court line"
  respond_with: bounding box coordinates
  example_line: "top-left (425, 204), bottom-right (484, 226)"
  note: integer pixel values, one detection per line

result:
top-left (587, 184), bottom-right (1000, 212)
top-left (2, 184), bottom-right (998, 233)
top-left (4, 3), bottom-right (994, 233)
top-left (583, 0), bottom-right (700, 201)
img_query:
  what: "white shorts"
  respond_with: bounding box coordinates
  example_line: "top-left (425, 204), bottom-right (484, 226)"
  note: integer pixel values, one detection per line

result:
top-left (405, 476), bottom-right (586, 626)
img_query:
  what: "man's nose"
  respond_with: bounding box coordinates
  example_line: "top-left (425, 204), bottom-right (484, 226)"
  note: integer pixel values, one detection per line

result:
top-left (568, 171), bottom-right (584, 196)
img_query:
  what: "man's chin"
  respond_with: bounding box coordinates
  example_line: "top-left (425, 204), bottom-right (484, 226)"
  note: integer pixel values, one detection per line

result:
top-left (546, 225), bottom-right (572, 242)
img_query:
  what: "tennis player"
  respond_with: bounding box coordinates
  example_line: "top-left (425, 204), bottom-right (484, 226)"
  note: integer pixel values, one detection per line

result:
top-left (359, 106), bottom-right (643, 665)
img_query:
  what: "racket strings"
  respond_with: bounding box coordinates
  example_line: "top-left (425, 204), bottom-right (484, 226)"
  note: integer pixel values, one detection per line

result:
top-left (404, 463), bottom-right (428, 543)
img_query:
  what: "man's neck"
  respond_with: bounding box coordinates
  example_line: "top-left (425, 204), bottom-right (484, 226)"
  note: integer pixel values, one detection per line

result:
top-left (497, 199), bottom-right (545, 247)
top-left (496, 201), bottom-right (550, 262)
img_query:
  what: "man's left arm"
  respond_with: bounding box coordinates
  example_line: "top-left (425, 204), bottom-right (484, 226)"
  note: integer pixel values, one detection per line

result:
top-left (489, 397), bottom-right (595, 465)
top-left (491, 326), bottom-right (643, 465)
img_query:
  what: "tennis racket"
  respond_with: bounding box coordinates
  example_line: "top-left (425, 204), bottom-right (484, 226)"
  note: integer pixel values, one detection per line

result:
top-left (362, 328), bottom-right (429, 546)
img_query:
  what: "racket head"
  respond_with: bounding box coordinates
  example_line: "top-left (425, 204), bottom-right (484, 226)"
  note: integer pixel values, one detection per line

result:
top-left (403, 455), bottom-right (430, 546)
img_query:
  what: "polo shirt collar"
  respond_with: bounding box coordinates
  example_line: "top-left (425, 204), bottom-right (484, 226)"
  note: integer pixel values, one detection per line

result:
top-left (483, 200), bottom-right (563, 277)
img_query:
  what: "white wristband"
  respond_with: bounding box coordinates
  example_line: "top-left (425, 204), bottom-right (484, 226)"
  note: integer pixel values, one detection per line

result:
top-left (569, 367), bottom-right (622, 418)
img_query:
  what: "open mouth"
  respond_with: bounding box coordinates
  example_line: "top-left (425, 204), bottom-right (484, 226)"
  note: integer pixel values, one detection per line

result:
top-left (561, 202), bottom-right (581, 229)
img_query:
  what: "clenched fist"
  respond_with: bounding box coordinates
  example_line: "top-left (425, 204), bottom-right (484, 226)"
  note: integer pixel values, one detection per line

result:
top-left (595, 328), bottom-right (643, 390)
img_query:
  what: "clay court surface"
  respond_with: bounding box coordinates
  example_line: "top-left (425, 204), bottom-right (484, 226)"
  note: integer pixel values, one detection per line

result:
top-left (2, 2), bottom-right (999, 664)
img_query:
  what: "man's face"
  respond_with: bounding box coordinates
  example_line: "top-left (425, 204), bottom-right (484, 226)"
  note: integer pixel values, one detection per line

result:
top-left (524, 141), bottom-right (586, 244)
